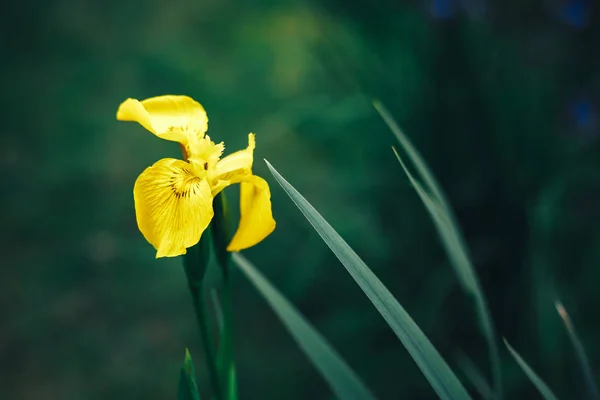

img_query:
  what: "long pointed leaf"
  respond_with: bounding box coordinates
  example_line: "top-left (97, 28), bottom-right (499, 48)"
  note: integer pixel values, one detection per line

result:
top-left (373, 101), bottom-right (448, 208)
top-left (375, 101), bottom-right (502, 399)
top-left (456, 351), bottom-right (493, 400)
top-left (178, 349), bottom-right (201, 400)
top-left (233, 253), bottom-right (377, 400)
top-left (555, 301), bottom-right (599, 399)
top-left (504, 340), bottom-right (559, 400)
top-left (265, 160), bottom-right (471, 400)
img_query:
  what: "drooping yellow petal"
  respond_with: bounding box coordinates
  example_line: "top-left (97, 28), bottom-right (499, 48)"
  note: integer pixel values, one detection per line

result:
top-left (210, 133), bottom-right (256, 189)
top-left (134, 158), bottom-right (214, 257)
top-left (227, 175), bottom-right (276, 251)
top-left (117, 95), bottom-right (208, 144)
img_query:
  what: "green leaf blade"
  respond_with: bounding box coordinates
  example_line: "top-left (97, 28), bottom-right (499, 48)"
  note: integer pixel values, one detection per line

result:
top-left (376, 102), bottom-right (502, 399)
top-left (373, 101), bottom-right (448, 208)
top-left (456, 351), bottom-right (493, 400)
top-left (555, 301), bottom-right (599, 399)
top-left (264, 160), bottom-right (471, 400)
top-left (178, 349), bottom-right (201, 400)
top-left (233, 253), bottom-right (377, 400)
top-left (504, 340), bottom-right (559, 400)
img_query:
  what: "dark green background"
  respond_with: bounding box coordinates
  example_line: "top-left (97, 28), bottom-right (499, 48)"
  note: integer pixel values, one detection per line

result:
top-left (2, 0), bottom-right (599, 398)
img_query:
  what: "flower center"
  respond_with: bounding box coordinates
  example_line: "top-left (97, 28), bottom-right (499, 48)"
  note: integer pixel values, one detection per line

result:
top-left (186, 135), bottom-right (224, 178)
top-left (168, 165), bottom-right (202, 199)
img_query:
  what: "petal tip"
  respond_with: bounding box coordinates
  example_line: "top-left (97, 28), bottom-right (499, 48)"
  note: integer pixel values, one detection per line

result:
top-left (247, 133), bottom-right (256, 151)
top-left (226, 218), bottom-right (276, 252)
top-left (116, 98), bottom-right (142, 121)
top-left (155, 246), bottom-right (187, 258)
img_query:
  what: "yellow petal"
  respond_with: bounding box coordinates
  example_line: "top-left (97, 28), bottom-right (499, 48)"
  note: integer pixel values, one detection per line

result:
top-left (211, 133), bottom-right (255, 187)
top-left (227, 175), bottom-right (276, 251)
top-left (134, 158), bottom-right (214, 257)
top-left (117, 95), bottom-right (208, 144)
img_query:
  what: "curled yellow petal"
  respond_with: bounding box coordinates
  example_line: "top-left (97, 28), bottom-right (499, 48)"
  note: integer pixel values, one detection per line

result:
top-left (117, 95), bottom-right (208, 144)
top-left (227, 175), bottom-right (276, 251)
top-left (134, 158), bottom-right (214, 257)
top-left (211, 133), bottom-right (255, 189)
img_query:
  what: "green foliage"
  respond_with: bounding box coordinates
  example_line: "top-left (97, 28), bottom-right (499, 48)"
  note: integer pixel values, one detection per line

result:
top-left (265, 160), bottom-right (472, 400)
top-left (178, 349), bottom-right (201, 400)
top-left (456, 352), bottom-right (492, 400)
top-left (233, 253), bottom-right (376, 400)
top-left (555, 302), bottom-right (599, 399)
top-left (375, 102), bottom-right (502, 399)
top-left (4, 0), bottom-right (600, 399)
top-left (209, 192), bottom-right (238, 400)
top-left (183, 230), bottom-right (222, 400)
top-left (183, 229), bottom-right (213, 290)
top-left (504, 340), bottom-right (559, 400)
top-left (211, 192), bottom-right (232, 277)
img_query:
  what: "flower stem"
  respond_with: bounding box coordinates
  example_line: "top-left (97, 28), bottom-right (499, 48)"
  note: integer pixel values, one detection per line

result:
top-left (221, 263), bottom-right (238, 398)
top-left (211, 192), bottom-right (238, 399)
top-left (183, 231), bottom-right (222, 400)
top-left (188, 285), bottom-right (222, 400)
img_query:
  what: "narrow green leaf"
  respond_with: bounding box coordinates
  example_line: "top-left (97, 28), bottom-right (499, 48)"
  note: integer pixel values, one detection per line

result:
top-left (264, 160), bottom-right (471, 400)
top-left (555, 301), bottom-right (599, 399)
top-left (233, 253), bottom-right (377, 400)
top-left (178, 349), bottom-right (201, 400)
top-left (456, 351), bottom-right (493, 400)
top-left (375, 101), bottom-right (502, 399)
top-left (227, 364), bottom-right (238, 400)
top-left (504, 339), bottom-right (559, 400)
top-left (373, 101), bottom-right (447, 208)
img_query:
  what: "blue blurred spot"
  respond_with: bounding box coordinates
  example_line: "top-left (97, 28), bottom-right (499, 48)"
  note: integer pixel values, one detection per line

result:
top-left (561, 0), bottom-right (589, 28)
top-left (430, 0), bottom-right (455, 19)
top-left (570, 98), bottom-right (596, 133)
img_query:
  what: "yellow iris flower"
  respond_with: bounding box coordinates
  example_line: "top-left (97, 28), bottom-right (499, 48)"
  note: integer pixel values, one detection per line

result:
top-left (116, 95), bottom-right (276, 258)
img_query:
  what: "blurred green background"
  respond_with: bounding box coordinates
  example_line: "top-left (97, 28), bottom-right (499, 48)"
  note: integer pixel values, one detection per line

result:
top-left (2, 0), bottom-right (599, 398)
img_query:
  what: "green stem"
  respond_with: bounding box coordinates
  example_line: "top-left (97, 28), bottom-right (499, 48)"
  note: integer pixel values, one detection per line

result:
top-left (183, 230), bottom-right (222, 400)
top-left (210, 192), bottom-right (238, 399)
top-left (221, 266), bottom-right (237, 398)
top-left (188, 283), bottom-right (222, 400)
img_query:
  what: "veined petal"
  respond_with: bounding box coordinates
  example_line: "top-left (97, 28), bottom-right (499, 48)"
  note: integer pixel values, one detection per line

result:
top-left (117, 95), bottom-right (208, 144)
top-left (211, 133), bottom-right (255, 185)
top-left (227, 175), bottom-right (276, 251)
top-left (134, 158), bottom-right (214, 257)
